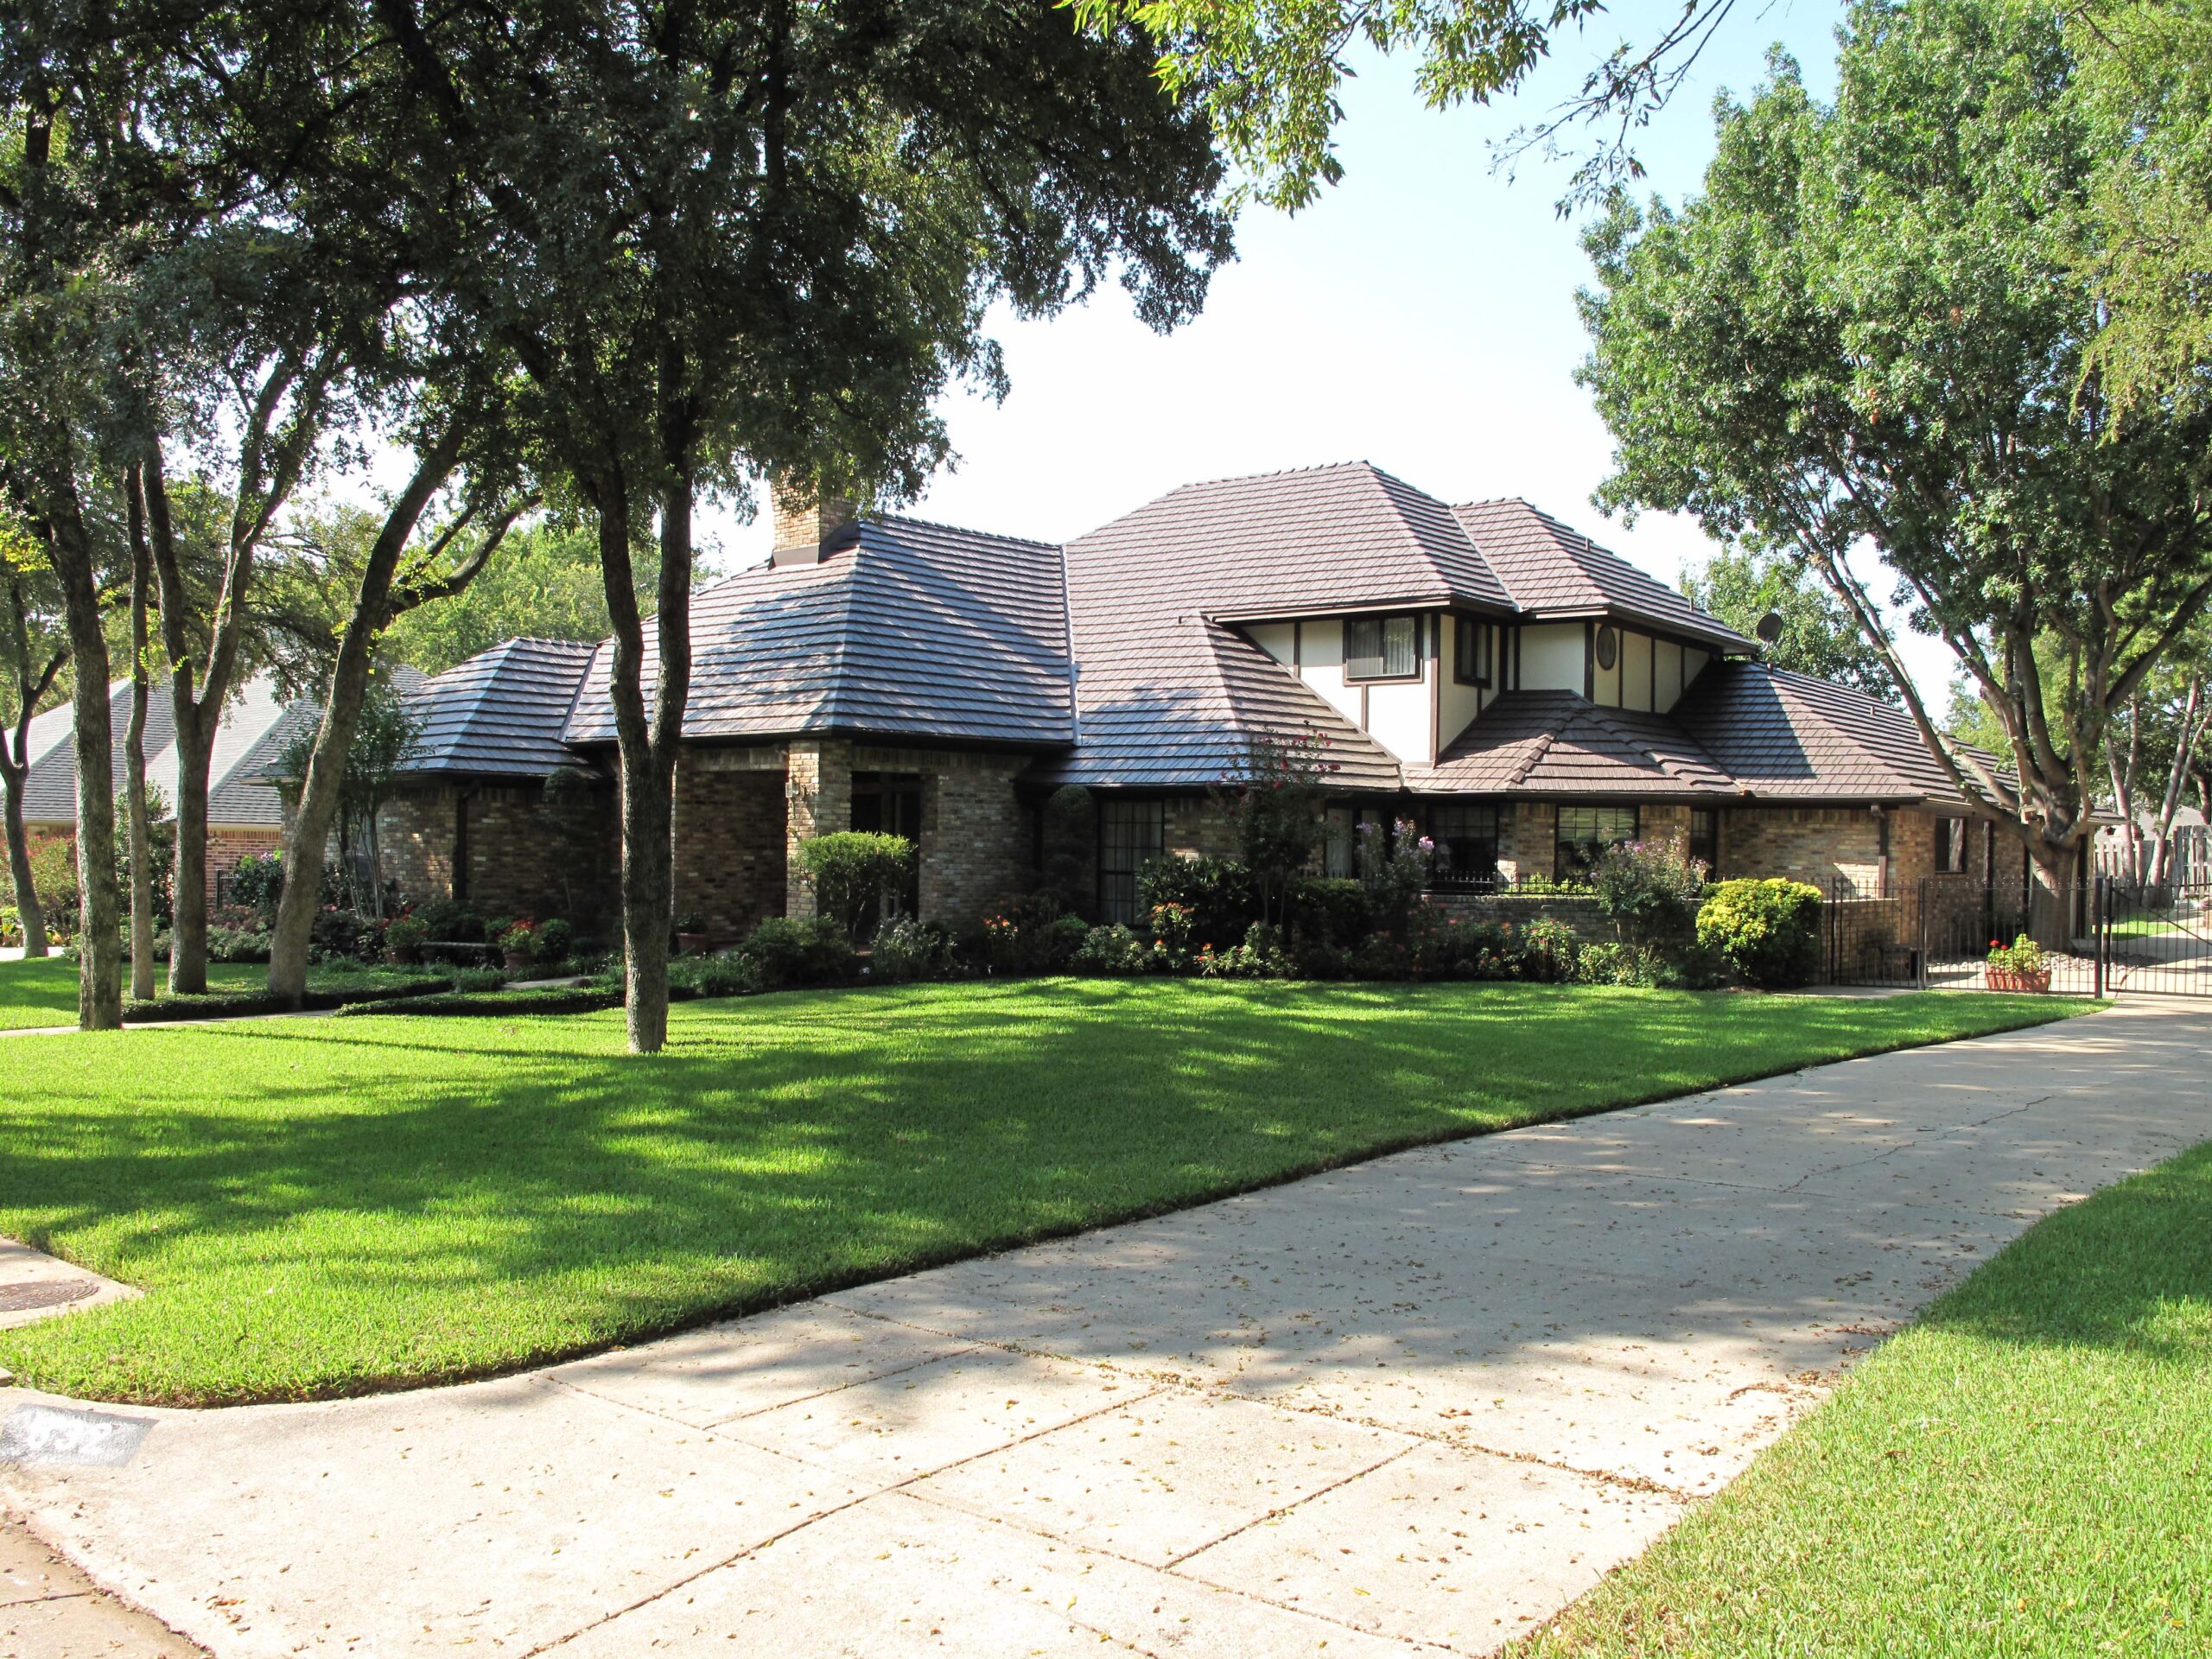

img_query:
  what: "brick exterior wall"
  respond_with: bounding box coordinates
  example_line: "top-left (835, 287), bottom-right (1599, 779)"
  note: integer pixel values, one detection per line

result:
top-left (207, 828), bottom-right (282, 900)
top-left (1494, 801), bottom-right (1554, 884)
top-left (673, 749), bottom-right (786, 945)
top-left (1721, 805), bottom-right (1885, 893)
top-left (1164, 795), bottom-right (1238, 861)
top-left (914, 751), bottom-right (1033, 931)
top-left (374, 786), bottom-right (459, 902)
top-left (1422, 892), bottom-right (1612, 943)
top-left (783, 738), bottom-right (852, 919)
top-left (368, 780), bottom-right (618, 925)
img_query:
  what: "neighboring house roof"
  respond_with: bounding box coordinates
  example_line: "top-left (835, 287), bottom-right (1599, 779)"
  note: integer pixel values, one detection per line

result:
top-left (1416, 690), bottom-right (1735, 798)
top-left (1450, 499), bottom-right (1758, 654)
top-left (563, 515), bottom-right (1075, 751)
top-left (17, 676), bottom-right (289, 829)
top-left (1081, 461), bottom-right (1518, 620)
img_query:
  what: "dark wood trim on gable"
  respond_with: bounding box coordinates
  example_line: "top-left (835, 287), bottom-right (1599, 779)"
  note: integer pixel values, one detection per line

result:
top-left (1583, 621), bottom-right (1596, 701)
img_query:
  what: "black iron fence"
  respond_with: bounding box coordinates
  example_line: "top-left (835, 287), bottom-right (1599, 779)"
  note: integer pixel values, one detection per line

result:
top-left (1820, 876), bottom-right (2212, 997)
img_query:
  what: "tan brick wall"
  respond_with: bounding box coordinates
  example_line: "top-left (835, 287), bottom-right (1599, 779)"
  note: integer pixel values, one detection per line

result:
top-left (673, 755), bottom-right (786, 946)
top-left (467, 785), bottom-right (617, 925)
top-left (784, 739), bottom-right (852, 918)
top-left (207, 828), bottom-right (283, 903)
top-left (375, 786), bottom-right (458, 901)
top-left (1164, 795), bottom-right (1238, 861)
top-left (918, 753), bottom-right (1032, 931)
top-left (1721, 806), bottom-right (1885, 893)
top-left (1495, 801), bottom-right (1555, 884)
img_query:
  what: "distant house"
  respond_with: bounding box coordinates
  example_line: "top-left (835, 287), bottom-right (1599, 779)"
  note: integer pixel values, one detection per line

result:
top-left (276, 462), bottom-right (2030, 939)
top-left (16, 676), bottom-right (290, 896)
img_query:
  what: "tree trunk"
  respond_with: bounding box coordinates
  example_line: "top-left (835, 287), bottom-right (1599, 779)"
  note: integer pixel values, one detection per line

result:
top-left (47, 494), bottom-right (121, 1028)
top-left (125, 472), bottom-right (156, 1001)
top-left (2, 766), bottom-right (45, 957)
top-left (167, 704), bottom-right (214, 994)
top-left (267, 436), bottom-right (466, 1005)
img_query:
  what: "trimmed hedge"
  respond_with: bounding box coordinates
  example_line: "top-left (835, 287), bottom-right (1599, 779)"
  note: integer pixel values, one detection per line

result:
top-left (1697, 878), bottom-right (1824, 988)
top-left (122, 978), bottom-right (456, 1025)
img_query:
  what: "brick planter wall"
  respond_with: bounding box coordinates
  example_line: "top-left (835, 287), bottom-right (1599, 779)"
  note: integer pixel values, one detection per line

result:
top-left (674, 752), bottom-right (787, 945)
top-left (1421, 891), bottom-right (1614, 944)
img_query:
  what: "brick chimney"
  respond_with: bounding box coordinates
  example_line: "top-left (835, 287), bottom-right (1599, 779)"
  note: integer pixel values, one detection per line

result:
top-left (771, 475), bottom-right (857, 566)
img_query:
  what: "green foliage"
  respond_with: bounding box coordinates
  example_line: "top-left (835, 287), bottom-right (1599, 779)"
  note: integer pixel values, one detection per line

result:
top-left (1039, 785), bottom-right (1096, 917)
top-left (1353, 817), bottom-right (1435, 931)
top-left (868, 915), bottom-right (960, 983)
top-left (795, 832), bottom-right (917, 942)
top-left (1683, 546), bottom-right (1891, 696)
top-left (1287, 875), bottom-right (1370, 950)
top-left (981, 906), bottom-right (1092, 975)
top-left (0, 834), bottom-right (79, 931)
top-left (1579, 0), bottom-right (2212, 877)
top-left (1219, 733), bottom-right (1337, 925)
top-left (734, 917), bottom-right (856, 990)
top-left (381, 914), bottom-right (429, 956)
top-left (277, 686), bottom-right (423, 919)
top-left (224, 852), bottom-right (284, 920)
top-left (380, 526), bottom-right (649, 677)
top-left (1138, 855), bottom-right (1259, 950)
top-left (1591, 838), bottom-right (1709, 950)
top-left (1698, 878), bottom-right (1824, 988)
top-left (1986, 932), bottom-right (2049, 975)
top-left (665, 951), bottom-right (764, 999)
top-left (1073, 923), bottom-right (1177, 976)
top-left (531, 918), bottom-right (575, 964)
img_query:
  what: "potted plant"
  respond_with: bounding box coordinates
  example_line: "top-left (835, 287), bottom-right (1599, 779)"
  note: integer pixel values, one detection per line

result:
top-left (1985, 932), bottom-right (2051, 993)
top-left (675, 912), bottom-right (711, 955)
top-left (499, 918), bottom-right (538, 973)
top-left (383, 912), bottom-right (429, 966)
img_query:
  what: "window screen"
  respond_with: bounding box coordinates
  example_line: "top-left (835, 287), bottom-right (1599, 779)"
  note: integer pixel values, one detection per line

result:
top-left (1345, 614), bottom-right (1419, 680)
top-left (1555, 805), bottom-right (1640, 880)
top-left (1431, 803), bottom-right (1499, 881)
top-left (1098, 798), bottom-right (1166, 924)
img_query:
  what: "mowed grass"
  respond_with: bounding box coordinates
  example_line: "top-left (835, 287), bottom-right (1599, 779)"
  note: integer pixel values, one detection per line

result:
top-left (1522, 1139), bottom-right (2212, 1659)
top-left (0, 979), bottom-right (2084, 1407)
top-left (0, 956), bottom-right (441, 1029)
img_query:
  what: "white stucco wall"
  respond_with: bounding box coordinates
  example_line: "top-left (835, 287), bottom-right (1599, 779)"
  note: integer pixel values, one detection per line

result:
top-left (1520, 624), bottom-right (1586, 694)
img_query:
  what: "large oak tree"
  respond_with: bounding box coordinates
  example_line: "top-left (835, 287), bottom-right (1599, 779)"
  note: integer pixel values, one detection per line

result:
top-left (1578, 0), bottom-right (2212, 893)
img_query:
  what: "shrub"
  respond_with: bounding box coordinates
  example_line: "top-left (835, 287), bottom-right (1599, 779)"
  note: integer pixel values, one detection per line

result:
top-left (980, 907), bottom-right (1090, 975)
top-left (450, 966), bottom-right (510, 993)
top-left (1072, 924), bottom-right (1172, 976)
top-left (796, 831), bottom-right (917, 941)
top-left (308, 906), bottom-right (367, 964)
top-left (1038, 785), bottom-right (1096, 917)
top-left (1137, 855), bottom-right (1257, 950)
top-left (207, 925), bottom-right (273, 963)
top-left (496, 918), bottom-right (538, 957)
top-left (1591, 837), bottom-right (1709, 951)
top-left (667, 950), bottom-right (763, 998)
top-left (226, 850), bottom-right (284, 918)
top-left (415, 899), bottom-right (484, 942)
top-left (1287, 876), bottom-right (1368, 950)
top-left (0, 904), bottom-right (17, 946)
top-left (1354, 817), bottom-right (1435, 932)
top-left (382, 914), bottom-right (430, 957)
top-left (868, 915), bottom-right (959, 982)
top-left (1696, 878), bottom-right (1822, 988)
top-left (736, 915), bottom-right (855, 988)
top-left (1516, 918), bottom-right (1582, 982)
top-left (1196, 921), bottom-right (1290, 978)
top-left (531, 918), bottom-right (575, 963)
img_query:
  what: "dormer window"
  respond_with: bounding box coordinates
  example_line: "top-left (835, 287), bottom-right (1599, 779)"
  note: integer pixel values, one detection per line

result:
top-left (1345, 614), bottom-right (1420, 681)
top-left (1453, 615), bottom-right (1491, 687)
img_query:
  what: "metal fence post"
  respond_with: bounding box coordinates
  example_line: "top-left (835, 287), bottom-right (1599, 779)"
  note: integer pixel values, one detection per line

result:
top-left (1917, 879), bottom-right (1929, 991)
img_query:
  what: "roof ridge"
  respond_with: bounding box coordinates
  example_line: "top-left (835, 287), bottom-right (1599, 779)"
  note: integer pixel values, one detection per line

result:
top-left (868, 510), bottom-right (1062, 550)
top-left (1153, 458), bottom-right (1375, 499)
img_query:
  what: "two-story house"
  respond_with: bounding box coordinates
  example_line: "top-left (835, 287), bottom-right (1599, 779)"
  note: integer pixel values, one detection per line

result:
top-left (264, 461), bottom-right (2025, 938)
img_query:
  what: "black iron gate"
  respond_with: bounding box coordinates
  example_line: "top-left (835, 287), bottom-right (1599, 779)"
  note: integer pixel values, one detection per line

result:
top-left (1820, 876), bottom-right (2212, 997)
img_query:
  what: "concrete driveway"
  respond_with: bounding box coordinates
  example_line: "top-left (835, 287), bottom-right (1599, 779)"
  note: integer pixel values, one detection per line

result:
top-left (4, 999), bottom-right (2208, 1658)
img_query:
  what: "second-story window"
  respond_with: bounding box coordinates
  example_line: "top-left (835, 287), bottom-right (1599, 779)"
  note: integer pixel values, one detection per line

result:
top-left (1346, 614), bottom-right (1419, 681)
top-left (1453, 615), bottom-right (1491, 686)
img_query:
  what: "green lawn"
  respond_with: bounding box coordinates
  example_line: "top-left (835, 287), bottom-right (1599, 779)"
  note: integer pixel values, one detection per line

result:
top-left (0, 979), bottom-right (2085, 1407)
top-left (1522, 1139), bottom-right (2212, 1659)
top-left (0, 956), bottom-right (441, 1029)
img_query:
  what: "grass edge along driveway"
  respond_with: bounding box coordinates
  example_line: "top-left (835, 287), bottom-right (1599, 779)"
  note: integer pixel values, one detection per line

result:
top-left (0, 978), bottom-right (2088, 1408)
top-left (1519, 1135), bottom-right (2212, 1659)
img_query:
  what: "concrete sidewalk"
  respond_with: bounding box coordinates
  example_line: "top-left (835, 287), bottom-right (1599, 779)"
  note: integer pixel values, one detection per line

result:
top-left (3, 999), bottom-right (2206, 1657)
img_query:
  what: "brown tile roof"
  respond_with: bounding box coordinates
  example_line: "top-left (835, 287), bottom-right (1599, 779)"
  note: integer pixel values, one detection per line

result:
top-left (1416, 690), bottom-right (1735, 798)
top-left (563, 515), bottom-right (1075, 750)
top-left (1672, 663), bottom-right (1976, 803)
top-left (1450, 499), bottom-right (1757, 654)
top-left (1077, 461), bottom-right (1517, 618)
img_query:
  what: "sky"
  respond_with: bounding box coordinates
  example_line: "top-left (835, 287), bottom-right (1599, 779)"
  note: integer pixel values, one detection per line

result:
top-left (693, 0), bottom-right (1956, 696)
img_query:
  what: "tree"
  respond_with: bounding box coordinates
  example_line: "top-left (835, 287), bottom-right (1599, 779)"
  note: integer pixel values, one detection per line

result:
top-left (278, 680), bottom-right (423, 919)
top-left (0, 518), bottom-right (65, 957)
top-left (379, 524), bottom-right (652, 677)
top-left (1076, 0), bottom-right (1760, 208)
top-left (2071, 0), bottom-right (2212, 414)
top-left (392, 0), bottom-right (1233, 1052)
top-left (1681, 546), bottom-right (1890, 696)
top-left (2102, 637), bottom-right (2210, 887)
top-left (1577, 0), bottom-right (2212, 897)
top-left (1220, 731), bottom-right (1338, 926)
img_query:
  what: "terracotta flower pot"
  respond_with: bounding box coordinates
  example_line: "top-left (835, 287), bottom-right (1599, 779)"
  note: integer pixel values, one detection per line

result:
top-left (676, 931), bottom-right (711, 956)
top-left (504, 949), bottom-right (535, 973)
top-left (1986, 967), bottom-right (2050, 993)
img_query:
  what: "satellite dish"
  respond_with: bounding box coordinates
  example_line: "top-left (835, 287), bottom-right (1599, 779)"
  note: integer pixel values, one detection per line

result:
top-left (1754, 611), bottom-right (1785, 645)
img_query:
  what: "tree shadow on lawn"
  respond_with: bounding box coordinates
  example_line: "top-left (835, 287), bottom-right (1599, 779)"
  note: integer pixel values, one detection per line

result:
top-left (0, 979), bottom-right (2070, 1404)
